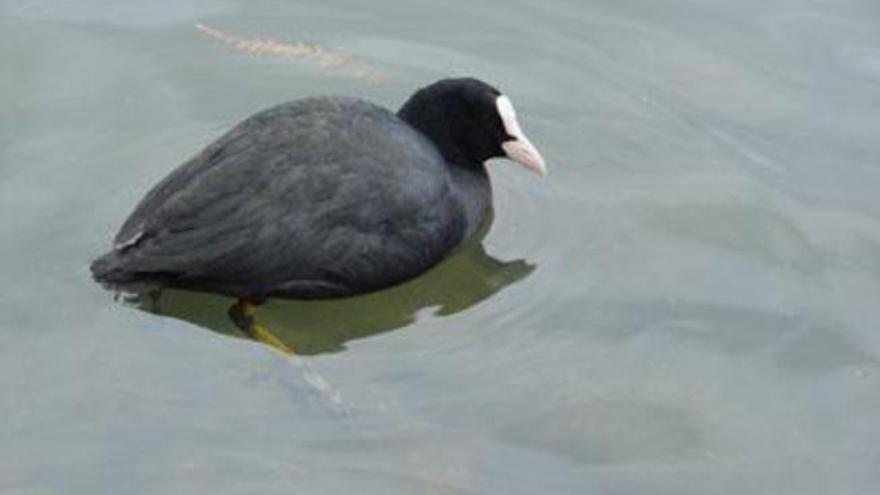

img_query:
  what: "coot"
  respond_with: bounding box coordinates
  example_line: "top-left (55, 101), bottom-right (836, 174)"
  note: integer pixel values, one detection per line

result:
top-left (91, 77), bottom-right (545, 343)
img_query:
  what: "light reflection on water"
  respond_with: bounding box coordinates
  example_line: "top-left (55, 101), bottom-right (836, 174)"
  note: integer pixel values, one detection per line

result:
top-left (2, 0), bottom-right (880, 493)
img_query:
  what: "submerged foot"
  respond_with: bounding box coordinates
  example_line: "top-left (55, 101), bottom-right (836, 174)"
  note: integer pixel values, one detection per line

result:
top-left (228, 299), bottom-right (295, 354)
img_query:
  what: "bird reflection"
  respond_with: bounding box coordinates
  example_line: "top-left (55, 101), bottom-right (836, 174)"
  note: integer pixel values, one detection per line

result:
top-left (133, 238), bottom-right (534, 355)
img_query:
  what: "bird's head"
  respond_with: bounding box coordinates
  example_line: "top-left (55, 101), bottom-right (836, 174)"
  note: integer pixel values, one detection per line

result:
top-left (398, 78), bottom-right (547, 176)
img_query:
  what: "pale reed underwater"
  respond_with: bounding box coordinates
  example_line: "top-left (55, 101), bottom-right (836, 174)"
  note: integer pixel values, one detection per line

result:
top-left (195, 22), bottom-right (385, 84)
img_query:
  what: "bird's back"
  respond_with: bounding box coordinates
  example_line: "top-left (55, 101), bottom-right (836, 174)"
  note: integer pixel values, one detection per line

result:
top-left (92, 97), bottom-right (467, 298)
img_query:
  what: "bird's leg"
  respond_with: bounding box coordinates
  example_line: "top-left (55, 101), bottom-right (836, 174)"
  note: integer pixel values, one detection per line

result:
top-left (228, 298), bottom-right (294, 354)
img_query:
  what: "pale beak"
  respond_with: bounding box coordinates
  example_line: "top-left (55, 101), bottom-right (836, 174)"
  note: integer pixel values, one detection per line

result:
top-left (502, 136), bottom-right (547, 177)
top-left (496, 95), bottom-right (548, 177)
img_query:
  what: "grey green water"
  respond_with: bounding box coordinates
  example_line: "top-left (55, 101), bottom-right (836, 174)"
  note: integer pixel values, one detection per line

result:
top-left (3, 0), bottom-right (880, 493)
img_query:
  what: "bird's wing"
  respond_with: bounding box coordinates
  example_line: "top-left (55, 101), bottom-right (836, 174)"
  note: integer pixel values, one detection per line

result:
top-left (108, 99), bottom-right (465, 297)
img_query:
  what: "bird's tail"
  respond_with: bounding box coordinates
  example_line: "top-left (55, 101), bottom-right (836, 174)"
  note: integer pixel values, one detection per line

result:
top-left (90, 250), bottom-right (137, 287)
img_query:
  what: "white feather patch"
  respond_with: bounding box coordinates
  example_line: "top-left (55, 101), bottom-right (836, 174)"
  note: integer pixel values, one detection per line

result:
top-left (496, 95), bottom-right (547, 176)
top-left (114, 229), bottom-right (144, 250)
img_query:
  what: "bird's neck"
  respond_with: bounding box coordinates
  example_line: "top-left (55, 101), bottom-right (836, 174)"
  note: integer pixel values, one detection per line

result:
top-left (397, 101), bottom-right (493, 238)
top-left (448, 163), bottom-right (493, 240)
top-left (398, 100), bottom-right (480, 170)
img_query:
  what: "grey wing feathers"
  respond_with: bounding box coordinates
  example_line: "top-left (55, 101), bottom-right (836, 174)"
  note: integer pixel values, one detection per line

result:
top-left (94, 97), bottom-right (465, 298)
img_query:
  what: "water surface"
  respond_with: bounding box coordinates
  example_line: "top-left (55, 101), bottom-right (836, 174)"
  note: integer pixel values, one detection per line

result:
top-left (2, 0), bottom-right (880, 493)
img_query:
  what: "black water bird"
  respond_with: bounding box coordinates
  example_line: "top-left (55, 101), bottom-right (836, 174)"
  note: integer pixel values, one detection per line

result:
top-left (91, 78), bottom-right (546, 349)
